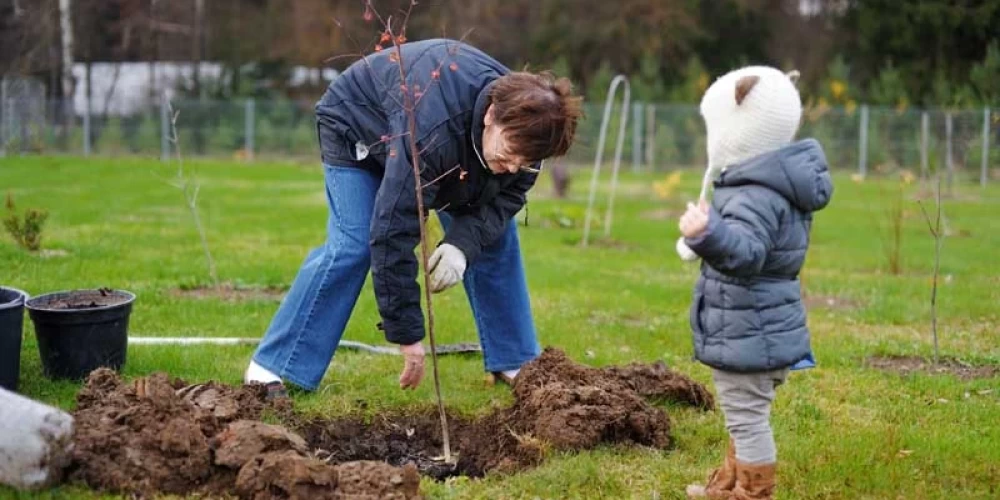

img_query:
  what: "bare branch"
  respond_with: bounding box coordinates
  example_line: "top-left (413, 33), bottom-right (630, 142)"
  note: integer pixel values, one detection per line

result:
top-left (423, 164), bottom-right (461, 189)
top-left (417, 132), bottom-right (440, 156)
top-left (324, 52), bottom-right (367, 64)
top-left (327, 9), bottom-right (405, 110)
top-left (917, 201), bottom-right (938, 238)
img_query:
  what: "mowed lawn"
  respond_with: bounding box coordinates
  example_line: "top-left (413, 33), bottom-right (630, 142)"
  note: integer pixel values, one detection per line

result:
top-left (1, 155), bottom-right (998, 499)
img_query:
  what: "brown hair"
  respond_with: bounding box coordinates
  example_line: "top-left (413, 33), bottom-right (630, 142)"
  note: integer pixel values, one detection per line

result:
top-left (489, 71), bottom-right (583, 162)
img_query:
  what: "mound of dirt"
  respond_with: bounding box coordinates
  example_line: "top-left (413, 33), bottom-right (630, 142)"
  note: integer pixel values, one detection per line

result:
top-left (297, 348), bottom-right (714, 478)
top-left (64, 348), bottom-right (712, 497)
top-left (458, 348), bottom-right (713, 475)
top-left (68, 368), bottom-right (420, 499)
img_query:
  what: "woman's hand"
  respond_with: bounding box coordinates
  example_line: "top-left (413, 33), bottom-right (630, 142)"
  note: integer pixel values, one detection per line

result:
top-left (398, 342), bottom-right (425, 389)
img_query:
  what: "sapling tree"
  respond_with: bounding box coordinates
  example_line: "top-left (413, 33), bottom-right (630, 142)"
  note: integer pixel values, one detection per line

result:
top-left (339, 0), bottom-right (469, 462)
top-left (917, 173), bottom-right (944, 363)
top-left (166, 101), bottom-right (220, 288)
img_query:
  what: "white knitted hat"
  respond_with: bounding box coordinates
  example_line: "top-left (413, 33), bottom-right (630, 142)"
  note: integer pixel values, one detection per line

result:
top-left (676, 66), bottom-right (802, 261)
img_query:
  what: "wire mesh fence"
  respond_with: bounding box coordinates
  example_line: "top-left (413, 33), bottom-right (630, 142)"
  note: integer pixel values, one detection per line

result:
top-left (1, 81), bottom-right (997, 184)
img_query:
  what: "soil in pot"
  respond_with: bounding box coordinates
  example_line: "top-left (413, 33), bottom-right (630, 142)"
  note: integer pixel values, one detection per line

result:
top-left (26, 288), bottom-right (135, 380)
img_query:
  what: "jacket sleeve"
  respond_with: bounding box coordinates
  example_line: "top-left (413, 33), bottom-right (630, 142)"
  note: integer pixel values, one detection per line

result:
top-left (370, 118), bottom-right (441, 345)
top-left (441, 166), bottom-right (538, 262)
top-left (684, 189), bottom-right (780, 277)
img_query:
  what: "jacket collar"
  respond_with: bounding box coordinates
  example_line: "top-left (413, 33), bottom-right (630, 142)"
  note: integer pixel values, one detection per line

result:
top-left (470, 80), bottom-right (496, 172)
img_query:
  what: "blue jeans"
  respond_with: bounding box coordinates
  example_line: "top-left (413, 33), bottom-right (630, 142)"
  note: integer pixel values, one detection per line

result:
top-left (252, 164), bottom-right (540, 390)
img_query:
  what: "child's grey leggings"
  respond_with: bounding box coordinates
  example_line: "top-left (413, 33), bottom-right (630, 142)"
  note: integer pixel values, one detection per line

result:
top-left (711, 367), bottom-right (790, 464)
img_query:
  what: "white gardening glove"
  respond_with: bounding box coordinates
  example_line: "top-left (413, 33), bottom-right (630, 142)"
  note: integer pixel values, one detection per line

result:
top-left (428, 243), bottom-right (467, 293)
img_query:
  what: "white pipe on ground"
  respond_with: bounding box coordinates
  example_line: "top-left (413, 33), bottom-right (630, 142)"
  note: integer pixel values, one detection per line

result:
top-left (128, 336), bottom-right (403, 355)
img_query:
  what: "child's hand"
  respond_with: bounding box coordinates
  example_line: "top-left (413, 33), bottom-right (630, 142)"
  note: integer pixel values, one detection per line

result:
top-left (679, 199), bottom-right (709, 238)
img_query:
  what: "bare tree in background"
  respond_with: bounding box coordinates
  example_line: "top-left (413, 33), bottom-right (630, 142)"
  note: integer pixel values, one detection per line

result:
top-left (58, 0), bottom-right (74, 100)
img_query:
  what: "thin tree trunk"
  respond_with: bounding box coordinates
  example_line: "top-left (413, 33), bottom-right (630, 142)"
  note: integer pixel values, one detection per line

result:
top-left (57, 0), bottom-right (75, 149)
top-left (151, 0), bottom-right (159, 103)
top-left (389, 15), bottom-right (452, 462)
top-left (58, 0), bottom-right (74, 102)
top-left (193, 0), bottom-right (204, 99)
top-left (930, 174), bottom-right (942, 363)
top-left (920, 173), bottom-right (944, 364)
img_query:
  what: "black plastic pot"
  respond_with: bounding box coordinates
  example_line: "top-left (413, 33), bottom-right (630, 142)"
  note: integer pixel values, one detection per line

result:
top-left (26, 289), bottom-right (135, 381)
top-left (0, 286), bottom-right (28, 391)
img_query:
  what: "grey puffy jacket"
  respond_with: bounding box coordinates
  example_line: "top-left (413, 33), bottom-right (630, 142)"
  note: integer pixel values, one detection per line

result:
top-left (685, 139), bottom-right (834, 372)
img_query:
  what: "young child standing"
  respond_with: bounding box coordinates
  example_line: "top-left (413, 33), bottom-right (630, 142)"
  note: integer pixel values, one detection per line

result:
top-left (678, 66), bottom-right (834, 499)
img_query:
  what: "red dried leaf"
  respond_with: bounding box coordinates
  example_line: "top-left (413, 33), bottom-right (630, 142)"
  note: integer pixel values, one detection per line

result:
top-left (374, 44), bottom-right (383, 52)
top-left (380, 32), bottom-right (391, 44)
top-left (449, 62), bottom-right (458, 72)
top-left (431, 69), bottom-right (440, 79)
top-left (363, 5), bottom-right (374, 22)
top-left (389, 149), bottom-right (397, 158)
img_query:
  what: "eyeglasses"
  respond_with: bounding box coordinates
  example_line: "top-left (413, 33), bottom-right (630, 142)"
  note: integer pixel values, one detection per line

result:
top-left (491, 132), bottom-right (542, 173)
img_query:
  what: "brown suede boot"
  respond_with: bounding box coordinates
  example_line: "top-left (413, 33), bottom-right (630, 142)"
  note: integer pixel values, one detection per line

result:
top-left (686, 439), bottom-right (737, 499)
top-left (731, 461), bottom-right (776, 500)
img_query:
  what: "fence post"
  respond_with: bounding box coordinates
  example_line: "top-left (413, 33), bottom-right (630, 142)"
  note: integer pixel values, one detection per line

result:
top-left (245, 98), bottom-right (255, 161)
top-left (632, 102), bottom-right (642, 172)
top-left (0, 80), bottom-right (6, 156)
top-left (945, 112), bottom-right (954, 195)
top-left (160, 93), bottom-right (170, 161)
top-left (858, 104), bottom-right (869, 178)
top-left (982, 107), bottom-right (990, 187)
top-left (644, 104), bottom-right (655, 169)
top-left (82, 99), bottom-right (91, 157)
top-left (920, 111), bottom-right (929, 180)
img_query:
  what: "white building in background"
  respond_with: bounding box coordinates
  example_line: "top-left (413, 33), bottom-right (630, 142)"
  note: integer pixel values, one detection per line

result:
top-left (70, 62), bottom-right (339, 116)
top-left (798, 0), bottom-right (849, 17)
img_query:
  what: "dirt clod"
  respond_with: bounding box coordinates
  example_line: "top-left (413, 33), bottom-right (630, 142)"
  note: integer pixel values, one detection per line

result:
top-left (235, 452), bottom-right (420, 500)
top-left (215, 420), bottom-right (309, 468)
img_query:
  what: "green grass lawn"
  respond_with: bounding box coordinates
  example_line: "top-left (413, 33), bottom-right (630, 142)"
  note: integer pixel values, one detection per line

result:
top-left (1, 155), bottom-right (999, 499)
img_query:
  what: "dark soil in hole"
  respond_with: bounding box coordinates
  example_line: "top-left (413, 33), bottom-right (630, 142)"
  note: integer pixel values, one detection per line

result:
top-left (295, 349), bottom-right (713, 480)
top-left (866, 355), bottom-right (1000, 380)
top-left (65, 348), bottom-right (713, 498)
